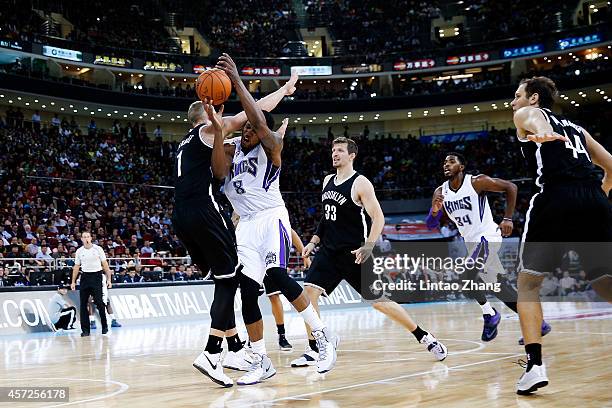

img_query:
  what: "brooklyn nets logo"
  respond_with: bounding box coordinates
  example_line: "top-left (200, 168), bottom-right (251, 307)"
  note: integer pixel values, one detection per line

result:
top-left (265, 251), bottom-right (277, 266)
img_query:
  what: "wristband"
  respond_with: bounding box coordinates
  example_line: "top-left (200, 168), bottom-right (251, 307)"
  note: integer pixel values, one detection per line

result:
top-left (503, 217), bottom-right (513, 222)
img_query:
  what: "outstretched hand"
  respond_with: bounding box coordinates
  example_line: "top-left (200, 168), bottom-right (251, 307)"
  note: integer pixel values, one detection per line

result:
top-left (277, 118), bottom-right (289, 138)
top-left (203, 98), bottom-right (224, 134)
top-left (284, 72), bottom-right (299, 96)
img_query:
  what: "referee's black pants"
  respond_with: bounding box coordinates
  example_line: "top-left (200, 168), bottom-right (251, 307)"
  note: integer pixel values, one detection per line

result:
top-left (79, 272), bottom-right (108, 334)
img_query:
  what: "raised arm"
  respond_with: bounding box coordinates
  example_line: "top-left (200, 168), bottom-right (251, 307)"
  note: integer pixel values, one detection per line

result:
top-left (471, 174), bottom-right (517, 237)
top-left (203, 102), bottom-right (235, 180)
top-left (222, 72), bottom-right (298, 134)
top-left (513, 106), bottom-right (568, 143)
top-left (426, 186), bottom-right (445, 229)
top-left (217, 54), bottom-right (283, 164)
top-left (584, 129), bottom-right (612, 194)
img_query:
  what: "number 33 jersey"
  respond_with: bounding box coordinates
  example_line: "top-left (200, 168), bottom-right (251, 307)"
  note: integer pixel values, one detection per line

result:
top-left (441, 174), bottom-right (500, 241)
top-left (224, 138), bottom-right (285, 217)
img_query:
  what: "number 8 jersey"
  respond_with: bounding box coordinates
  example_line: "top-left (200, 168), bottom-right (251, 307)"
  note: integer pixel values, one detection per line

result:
top-left (224, 137), bottom-right (285, 217)
top-left (319, 172), bottom-right (372, 251)
top-left (441, 174), bottom-right (500, 241)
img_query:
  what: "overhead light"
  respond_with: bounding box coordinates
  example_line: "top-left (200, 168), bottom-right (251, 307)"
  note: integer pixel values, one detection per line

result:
top-left (309, 119), bottom-right (313, 123)
top-left (107, 113), bottom-right (111, 116)
top-left (97, 108), bottom-right (102, 111)
top-left (328, 116), bottom-right (332, 120)
top-left (183, 119), bottom-right (187, 122)
top-left (34, 99), bottom-right (38, 103)
top-left (123, 114), bottom-right (128, 118)
top-left (25, 102), bottom-right (30, 106)
top-left (113, 110), bottom-right (118, 113)
top-left (17, 97), bottom-right (21, 100)
top-left (139, 116), bottom-right (143, 119)
top-left (90, 111), bottom-right (94, 115)
top-left (60, 107), bottom-right (65, 111)
top-left (41, 105), bottom-right (46, 108)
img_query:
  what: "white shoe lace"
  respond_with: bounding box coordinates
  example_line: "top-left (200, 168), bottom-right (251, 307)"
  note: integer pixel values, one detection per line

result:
top-left (246, 354), bottom-right (263, 373)
top-left (315, 331), bottom-right (328, 361)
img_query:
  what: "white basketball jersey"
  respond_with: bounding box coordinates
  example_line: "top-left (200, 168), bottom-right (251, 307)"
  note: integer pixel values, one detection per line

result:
top-left (441, 174), bottom-right (500, 241)
top-left (224, 138), bottom-right (285, 217)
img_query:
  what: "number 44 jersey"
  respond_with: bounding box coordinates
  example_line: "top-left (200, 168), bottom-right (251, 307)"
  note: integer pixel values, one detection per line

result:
top-left (224, 137), bottom-right (285, 217)
top-left (442, 174), bottom-right (500, 241)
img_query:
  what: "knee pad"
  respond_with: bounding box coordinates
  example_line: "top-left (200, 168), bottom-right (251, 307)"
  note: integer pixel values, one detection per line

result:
top-left (239, 273), bottom-right (263, 325)
top-left (266, 267), bottom-right (302, 302)
top-left (210, 278), bottom-right (238, 330)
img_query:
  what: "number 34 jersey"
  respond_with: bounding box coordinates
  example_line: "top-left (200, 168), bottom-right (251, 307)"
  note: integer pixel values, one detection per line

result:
top-left (441, 174), bottom-right (500, 241)
top-left (224, 137), bottom-right (285, 218)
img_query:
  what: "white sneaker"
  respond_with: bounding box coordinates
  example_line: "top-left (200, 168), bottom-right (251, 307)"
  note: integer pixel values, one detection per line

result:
top-left (237, 353), bottom-right (276, 385)
top-left (516, 362), bottom-right (548, 395)
top-left (223, 348), bottom-right (253, 371)
top-left (290, 347), bottom-right (319, 367)
top-left (421, 333), bottom-right (447, 361)
top-left (313, 328), bottom-right (338, 374)
top-left (193, 351), bottom-right (233, 387)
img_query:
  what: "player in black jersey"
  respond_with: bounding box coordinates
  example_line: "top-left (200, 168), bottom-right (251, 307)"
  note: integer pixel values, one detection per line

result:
top-left (175, 76), bottom-right (299, 387)
top-left (511, 76), bottom-right (612, 395)
top-left (291, 137), bottom-right (448, 367)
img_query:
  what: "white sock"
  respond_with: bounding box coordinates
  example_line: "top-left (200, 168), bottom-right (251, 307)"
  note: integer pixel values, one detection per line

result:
top-left (251, 339), bottom-right (266, 356)
top-left (480, 302), bottom-right (495, 316)
top-left (108, 313), bottom-right (114, 320)
top-left (89, 316), bottom-right (95, 322)
top-left (299, 304), bottom-right (325, 332)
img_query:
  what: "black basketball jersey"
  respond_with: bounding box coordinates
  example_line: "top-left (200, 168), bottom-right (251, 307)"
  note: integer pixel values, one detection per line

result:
top-left (174, 124), bottom-right (214, 202)
top-left (519, 108), bottom-right (600, 188)
top-left (319, 172), bottom-right (372, 251)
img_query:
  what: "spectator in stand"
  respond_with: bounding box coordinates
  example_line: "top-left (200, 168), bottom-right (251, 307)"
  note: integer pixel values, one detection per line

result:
top-left (31, 110), bottom-right (41, 131)
top-left (51, 113), bottom-right (61, 128)
top-left (559, 271), bottom-right (577, 296)
top-left (140, 240), bottom-right (154, 255)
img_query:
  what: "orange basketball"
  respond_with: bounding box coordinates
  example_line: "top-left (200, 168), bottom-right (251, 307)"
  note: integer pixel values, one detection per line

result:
top-left (195, 68), bottom-right (232, 105)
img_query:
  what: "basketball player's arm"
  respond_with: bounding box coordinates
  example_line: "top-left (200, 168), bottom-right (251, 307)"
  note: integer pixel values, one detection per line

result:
top-left (291, 228), bottom-right (312, 268)
top-left (513, 107), bottom-right (568, 143)
top-left (426, 186), bottom-right (447, 229)
top-left (203, 102), bottom-right (234, 179)
top-left (217, 53), bottom-right (283, 165)
top-left (221, 72), bottom-right (298, 134)
top-left (304, 175), bottom-right (334, 257)
top-left (583, 129), bottom-right (612, 194)
top-left (471, 175), bottom-right (517, 237)
top-left (352, 177), bottom-right (384, 264)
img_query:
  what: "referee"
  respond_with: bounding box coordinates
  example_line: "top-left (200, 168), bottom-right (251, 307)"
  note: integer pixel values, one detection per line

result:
top-left (70, 231), bottom-right (112, 337)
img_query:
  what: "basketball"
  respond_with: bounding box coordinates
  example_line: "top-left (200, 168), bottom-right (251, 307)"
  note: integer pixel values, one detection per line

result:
top-left (195, 69), bottom-right (232, 105)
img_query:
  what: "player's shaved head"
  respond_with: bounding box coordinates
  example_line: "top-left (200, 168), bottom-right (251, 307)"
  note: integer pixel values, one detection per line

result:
top-left (188, 101), bottom-right (205, 125)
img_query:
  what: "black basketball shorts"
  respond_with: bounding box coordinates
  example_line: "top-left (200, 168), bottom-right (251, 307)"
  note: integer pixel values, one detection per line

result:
top-left (520, 181), bottom-right (612, 281)
top-left (304, 246), bottom-right (380, 301)
top-left (172, 198), bottom-right (239, 279)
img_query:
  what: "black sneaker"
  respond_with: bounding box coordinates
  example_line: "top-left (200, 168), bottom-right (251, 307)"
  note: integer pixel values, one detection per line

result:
top-left (81, 332), bottom-right (90, 337)
top-left (279, 334), bottom-right (293, 351)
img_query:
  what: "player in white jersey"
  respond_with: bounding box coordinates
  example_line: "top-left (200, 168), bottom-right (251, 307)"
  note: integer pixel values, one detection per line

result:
top-left (427, 152), bottom-right (550, 342)
top-left (211, 53), bottom-right (337, 385)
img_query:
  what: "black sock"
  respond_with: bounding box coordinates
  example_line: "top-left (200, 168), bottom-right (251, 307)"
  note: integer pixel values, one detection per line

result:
top-left (309, 338), bottom-right (319, 353)
top-left (411, 325), bottom-right (427, 342)
top-left (525, 343), bottom-right (542, 369)
top-left (226, 334), bottom-right (243, 353)
top-left (277, 324), bottom-right (285, 336)
top-left (205, 335), bottom-right (223, 354)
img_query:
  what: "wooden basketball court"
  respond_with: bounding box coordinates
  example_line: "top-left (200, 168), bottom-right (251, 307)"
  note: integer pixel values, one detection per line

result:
top-left (1, 301), bottom-right (610, 407)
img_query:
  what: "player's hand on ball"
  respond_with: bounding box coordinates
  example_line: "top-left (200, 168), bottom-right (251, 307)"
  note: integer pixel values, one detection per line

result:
top-left (351, 242), bottom-right (375, 264)
top-left (499, 219), bottom-right (513, 237)
top-left (526, 132), bottom-right (568, 143)
top-left (303, 242), bottom-right (316, 258)
top-left (284, 72), bottom-right (299, 96)
top-left (70, 282), bottom-right (76, 291)
top-left (203, 99), bottom-right (224, 133)
top-left (216, 53), bottom-right (240, 83)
